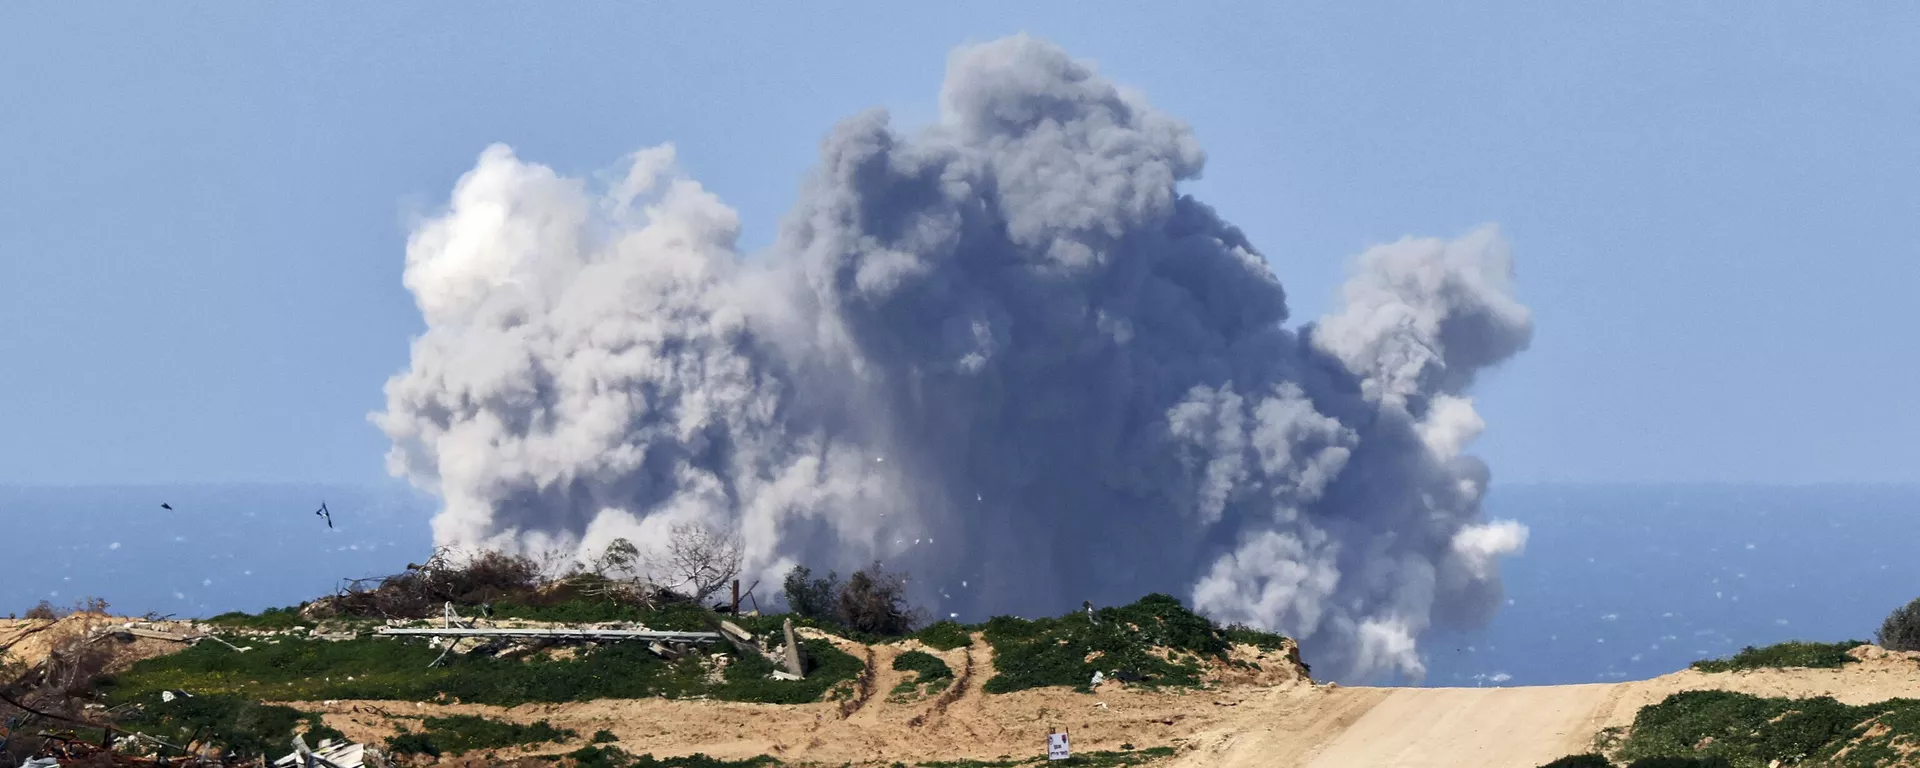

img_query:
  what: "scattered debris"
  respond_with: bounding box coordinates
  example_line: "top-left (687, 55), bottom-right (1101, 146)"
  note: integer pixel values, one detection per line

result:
top-left (275, 733), bottom-right (373, 768)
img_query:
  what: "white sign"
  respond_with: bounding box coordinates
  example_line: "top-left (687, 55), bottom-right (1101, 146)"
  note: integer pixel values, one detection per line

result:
top-left (1048, 732), bottom-right (1071, 761)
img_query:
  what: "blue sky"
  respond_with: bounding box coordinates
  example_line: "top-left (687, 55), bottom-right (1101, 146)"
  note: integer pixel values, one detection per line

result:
top-left (3, 3), bottom-right (1915, 486)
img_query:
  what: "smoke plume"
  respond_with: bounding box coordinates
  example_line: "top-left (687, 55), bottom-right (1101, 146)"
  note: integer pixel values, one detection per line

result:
top-left (373, 35), bottom-right (1533, 681)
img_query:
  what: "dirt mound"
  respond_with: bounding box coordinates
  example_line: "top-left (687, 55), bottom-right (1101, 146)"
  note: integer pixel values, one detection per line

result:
top-left (3, 615), bottom-right (212, 685)
top-left (1, 615), bottom-right (119, 669)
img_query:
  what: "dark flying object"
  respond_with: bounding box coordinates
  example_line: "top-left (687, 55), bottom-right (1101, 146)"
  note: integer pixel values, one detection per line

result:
top-left (159, 503), bottom-right (172, 510)
top-left (316, 501), bottom-right (333, 529)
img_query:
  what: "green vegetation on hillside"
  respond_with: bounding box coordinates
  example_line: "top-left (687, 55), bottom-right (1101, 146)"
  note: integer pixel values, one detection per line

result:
top-left (114, 694), bottom-right (341, 760)
top-left (912, 620), bottom-right (974, 651)
top-left (1688, 640), bottom-right (1864, 673)
top-left (1608, 690), bottom-right (1920, 768)
top-left (204, 605), bottom-right (312, 630)
top-left (890, 650), bottom-right (954, 698)
top-left (98, 633), bottom-right (862, 708)
top-left (980, 594), bottom-right (1289, 694)
top-left (385, 714), bottom-right (576, 757)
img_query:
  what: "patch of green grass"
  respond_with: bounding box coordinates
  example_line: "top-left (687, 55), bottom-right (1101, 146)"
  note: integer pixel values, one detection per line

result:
top-left (1690, 640), bottom-right (1865, 673)
top-left (115, 693), bottom-right (332, 759)
top-left (892, 650), bottom-right (954, 682)
top-left (1626, 759), bottom-right (1732, 768)
top-left (557, 745), bottom-right (782, 768)
top-left (385, 714), bottom-right (575, 756)
top-left (1609, 689), bottom-right (1920, 768)
top-left (889, 650), bottom-right (955, 698)
top-left (204, 606), bottom-right (312, 630)
top-left (911, 621), bottom-right (974, 651)
top-left (981, 594), bottom-right (1247, 694)
top-left (99, 633), bottom-right (863, 708)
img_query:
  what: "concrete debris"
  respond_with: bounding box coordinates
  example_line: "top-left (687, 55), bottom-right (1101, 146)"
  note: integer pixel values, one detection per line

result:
top-left (780, 619), bottom-right (805, 679)
top-left (718, 620), bottom-right (754, 644)
top-left (1090, 671), bottom-right (1105, 687)
top-left (275, 733), bottom-right (372, 768)
top-left (769, 670), bottom-right (803, 681)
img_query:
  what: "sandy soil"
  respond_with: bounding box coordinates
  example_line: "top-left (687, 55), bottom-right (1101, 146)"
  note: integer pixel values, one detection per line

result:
top-left (2, 615), bottom-right (212, 677)
top-left (1176, 646), bottom-right (1920, 768)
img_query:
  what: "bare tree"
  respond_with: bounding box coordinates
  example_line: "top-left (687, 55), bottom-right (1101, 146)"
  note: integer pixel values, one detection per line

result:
top-left (647, 523), bottom-right (743, 603)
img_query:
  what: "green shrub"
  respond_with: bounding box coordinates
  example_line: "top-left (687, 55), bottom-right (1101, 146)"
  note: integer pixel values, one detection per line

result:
top-left (1610, 689), bottom-right (1920, 767)
top-left (384, 714), bottom-right (575, 756)
top-left (891, 650), bottom-right (954, 683)
top-left (1538, 755), bottom-right (1611, 768)
top-left (889, 650), bottom-right (954, 697)
top-left (205, 605), bottom-right (312, 630)
top-left (1878, 596), bottom-right (1920, 652)
top-left (385, 731), bottom-right (441, 758)
top-left (592, 730), bottom-right (619, 744)
top-left (981, 594), bottom-right (1236, 694)
top-left (912, 621), bottom-right (973, 651)
top-left (1626, 758), bottom-right (1731, 768)
top-left (1220, 624), bottom-right (1292, 652)
top-left (307, 721), bottom-right (347, 746)
top-left (117, 693), bottom-right (329, 759)
top-left (1689, 640), bottom-right (1863, 672)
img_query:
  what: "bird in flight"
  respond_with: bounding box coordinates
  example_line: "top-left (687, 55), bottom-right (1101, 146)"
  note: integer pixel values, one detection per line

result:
top-left (159, 503), bottom-right (172, 510)
top-left (315, 501), bottom-right (333, 529)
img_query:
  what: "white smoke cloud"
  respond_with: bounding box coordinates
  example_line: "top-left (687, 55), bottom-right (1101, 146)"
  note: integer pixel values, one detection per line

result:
top-left (373, 34), bottom-right (1533, 682)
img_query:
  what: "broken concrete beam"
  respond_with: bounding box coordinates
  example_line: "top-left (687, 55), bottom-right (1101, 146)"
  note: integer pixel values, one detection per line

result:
top-left (647, 641), bottom-right (683, 660)
top-left (781, 619), bottom-right (805, 679)
top-left (769, 670), bottom-right (802, 681)
top-left (718, 620), bottom-right (754, 644)
top-left (96, 625), bottom-right (194, 643)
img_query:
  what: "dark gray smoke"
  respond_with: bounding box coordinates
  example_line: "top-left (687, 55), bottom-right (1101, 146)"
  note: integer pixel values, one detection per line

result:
top-left (373, 35), bottom-right (1533, 681)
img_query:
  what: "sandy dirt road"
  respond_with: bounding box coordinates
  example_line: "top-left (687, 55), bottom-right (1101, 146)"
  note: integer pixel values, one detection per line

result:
top-left (1293, 684), bottom-right (1623, 768)
top-left (1178, 646), bottom-right (1920, 768)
